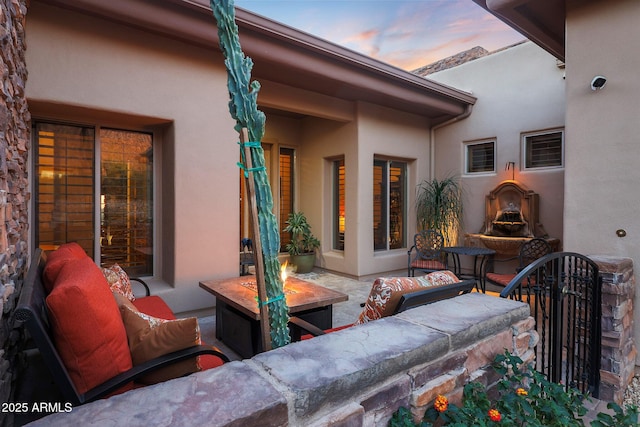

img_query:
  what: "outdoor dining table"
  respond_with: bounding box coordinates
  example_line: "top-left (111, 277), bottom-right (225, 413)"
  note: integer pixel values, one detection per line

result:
top-left (442, 246), bottom-right (496, 293)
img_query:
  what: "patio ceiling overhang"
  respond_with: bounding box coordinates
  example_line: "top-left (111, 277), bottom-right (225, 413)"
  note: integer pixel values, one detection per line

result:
top-left (472, 0), bottom-right (565, 62)
top-left (38, 0), bottom-right (476, 124)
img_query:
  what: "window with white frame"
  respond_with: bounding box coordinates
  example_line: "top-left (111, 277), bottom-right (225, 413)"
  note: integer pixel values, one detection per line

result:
top-left (523, 130), bottom-right (564, 169)
top-left (33, 121), bottom-right (154, 276)
top-left (465, 140), bottom-right (495, 174)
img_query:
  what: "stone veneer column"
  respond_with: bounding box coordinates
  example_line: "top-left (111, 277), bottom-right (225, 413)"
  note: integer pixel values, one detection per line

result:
top-left (591, 256), bottom-right (636, 404)
top-left (0, 0), bottom-right (30, 426)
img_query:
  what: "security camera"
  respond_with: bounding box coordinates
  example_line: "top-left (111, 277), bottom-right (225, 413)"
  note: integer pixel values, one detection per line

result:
top-left (590, 76), bottom-right (607, 90)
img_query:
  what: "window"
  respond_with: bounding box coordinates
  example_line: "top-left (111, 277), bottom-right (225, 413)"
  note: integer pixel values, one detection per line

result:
top-left (373, 159), bottom-right (406, 251)
top-left (34, 122), bottom-right (154, 276)
top-left (279, 148), bottom-right (295, 252)
top-left (465, 140), bottom-right (495, 174)
top-left (333, 158), bottom-right (345, 251)
top-left (523, 130), bottom-right (564, 169)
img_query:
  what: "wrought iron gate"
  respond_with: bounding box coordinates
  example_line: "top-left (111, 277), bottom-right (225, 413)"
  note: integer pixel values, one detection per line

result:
top-left (500, 252), bottom-right (602, 397)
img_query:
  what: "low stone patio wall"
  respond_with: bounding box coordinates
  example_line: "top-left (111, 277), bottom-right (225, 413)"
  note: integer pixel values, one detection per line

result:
top-left (29, 293), bottom-right (534, 427)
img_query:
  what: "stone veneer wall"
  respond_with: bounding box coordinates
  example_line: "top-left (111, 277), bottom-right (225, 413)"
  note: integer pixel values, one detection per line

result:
top-left (0, 1), bottom-right (30, 426)
top-left (591, 256), bottom-right (636, 404)
top-left (30, 294), bottom-right (535, 427)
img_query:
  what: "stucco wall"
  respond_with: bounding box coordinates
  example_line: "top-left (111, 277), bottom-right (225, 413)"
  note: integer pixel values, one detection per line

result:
top-left (427, 42), bottom-right (565, 245)
top-left (25, 2), bottom-right (239, 312)
top-left (565, 0), bottom-right (640, 362)
top-left (300, 103), bottom-right (432, 277)
top-left (24, 1), bottom-right (441, 312)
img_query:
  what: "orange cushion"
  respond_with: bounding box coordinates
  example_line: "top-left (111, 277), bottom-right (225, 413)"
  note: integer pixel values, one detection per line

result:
top-left (133, 296), bottom-right (176, 320)
top-left (46, 257), bottom-right (132, 395)
top-left (355, 270), bottom-right (460, 325)
top-left (43, 242), bottom-right (88, 292)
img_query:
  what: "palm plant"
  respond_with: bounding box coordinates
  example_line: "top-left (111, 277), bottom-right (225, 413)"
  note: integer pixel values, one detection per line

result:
top-left (416, 176), bottom-right (464, 246)
top-left (283, 211), bottom-right (320, 256)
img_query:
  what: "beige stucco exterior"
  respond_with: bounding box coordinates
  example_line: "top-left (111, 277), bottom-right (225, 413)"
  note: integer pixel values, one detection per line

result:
top-left (563, 0), bottom-right (640, 362)
top-left (428, 42), bottom-right (566, 245)
top-left (564, 0), bottom-right (640, 259)
top-left (475, 0), bottom-right (640, 364)
top-left (25, 1), bottom-right (469, 313)
top-left (26, 2), bottom-right (240, 313)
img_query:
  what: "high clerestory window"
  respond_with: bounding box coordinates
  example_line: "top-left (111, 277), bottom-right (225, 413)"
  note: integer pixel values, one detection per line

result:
top-left (465, 140), bottom-right (495, 174)
top-left (34, 122), bottom-right (154, 276)
top-left (523, 130), bottom-right (564, 169)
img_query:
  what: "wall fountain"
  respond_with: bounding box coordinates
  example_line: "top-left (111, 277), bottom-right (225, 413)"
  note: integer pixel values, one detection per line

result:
top-left (466, 180), bottom-right (560, 256)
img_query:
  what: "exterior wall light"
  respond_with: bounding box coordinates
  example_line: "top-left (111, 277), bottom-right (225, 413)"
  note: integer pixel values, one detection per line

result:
top-left (590, 75), bottom-right (607, 90)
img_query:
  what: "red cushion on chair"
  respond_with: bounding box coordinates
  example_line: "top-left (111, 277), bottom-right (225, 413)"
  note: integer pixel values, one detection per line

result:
top-left (301, 323), bottom-right (353, 340)
top-left (410, 259), bottom-right (446, 270)
top-left (43, 242), bottom-right (88, 293)
top-left (46, 257), bottom-right (133, 395)
top-left (198, 354), bottom-right (226, 370)
top-left (133, 296), bottom-right (176, 320)
top-left (486, 272), bottom-right (517, 287)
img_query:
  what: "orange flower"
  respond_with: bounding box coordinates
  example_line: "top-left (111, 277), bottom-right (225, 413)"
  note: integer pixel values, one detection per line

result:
top-left (434, 395), bottom-right (448, 412)
top-left (488, 408), bottom-right (502, 422)
top-left (516, 387), bottom-right (528, 396)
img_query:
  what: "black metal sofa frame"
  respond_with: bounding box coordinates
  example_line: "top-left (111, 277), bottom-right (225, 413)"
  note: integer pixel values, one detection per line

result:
top-left (289, 278), bottom-right (476, 339)
top-left (14, 248), bottom-right (230, 406)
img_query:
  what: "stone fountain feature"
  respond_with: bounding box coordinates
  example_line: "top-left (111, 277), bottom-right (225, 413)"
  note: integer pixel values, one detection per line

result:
top-left (467, 180), bottom-right (559, 256)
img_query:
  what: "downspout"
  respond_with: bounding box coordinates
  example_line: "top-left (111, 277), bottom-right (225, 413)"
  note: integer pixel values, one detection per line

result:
top-left (429, 104), bottom-right (473, 180)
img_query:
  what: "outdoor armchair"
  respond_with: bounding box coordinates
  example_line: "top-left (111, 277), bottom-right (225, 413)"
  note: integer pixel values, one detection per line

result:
top-left (484, 237), bottom-right (553, 288)
top-left (15, 246), bottom-right (230, 406)
top-left (407, 230), bottom-right (448, 277)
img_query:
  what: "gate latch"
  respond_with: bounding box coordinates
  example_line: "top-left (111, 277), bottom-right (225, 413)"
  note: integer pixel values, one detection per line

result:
top-left (562, 287), bottom-right (582, 297)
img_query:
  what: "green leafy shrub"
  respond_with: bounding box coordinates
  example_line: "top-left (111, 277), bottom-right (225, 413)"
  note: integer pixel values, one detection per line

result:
top-left (389, 351), bottom-right (639, 427)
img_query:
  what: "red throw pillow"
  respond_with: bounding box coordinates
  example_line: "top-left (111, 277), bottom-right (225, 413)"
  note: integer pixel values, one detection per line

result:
top-left (46, 257), bottom-right (133, 395)
top-left (43, 242), bottom-right (88, 293)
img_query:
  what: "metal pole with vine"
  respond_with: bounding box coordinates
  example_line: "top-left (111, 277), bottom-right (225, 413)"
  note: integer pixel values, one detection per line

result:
top-left (211, 0), bottom-right (290, 349)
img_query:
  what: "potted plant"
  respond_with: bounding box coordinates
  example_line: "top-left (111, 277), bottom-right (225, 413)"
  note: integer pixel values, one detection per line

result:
top-left (415, 176), bottom-right (464, 246)
top-left (283, 211), bottom-right (320, 273)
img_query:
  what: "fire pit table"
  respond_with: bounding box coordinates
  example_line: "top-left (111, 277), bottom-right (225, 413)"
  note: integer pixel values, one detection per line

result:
top-left (443, 246), bottom-right (495, 292)
top-left (199, 276), bottom-right (348, 358)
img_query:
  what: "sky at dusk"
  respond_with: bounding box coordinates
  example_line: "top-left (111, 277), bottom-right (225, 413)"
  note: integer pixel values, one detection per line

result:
top-left (234, 0), bottom-right (526, 71)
